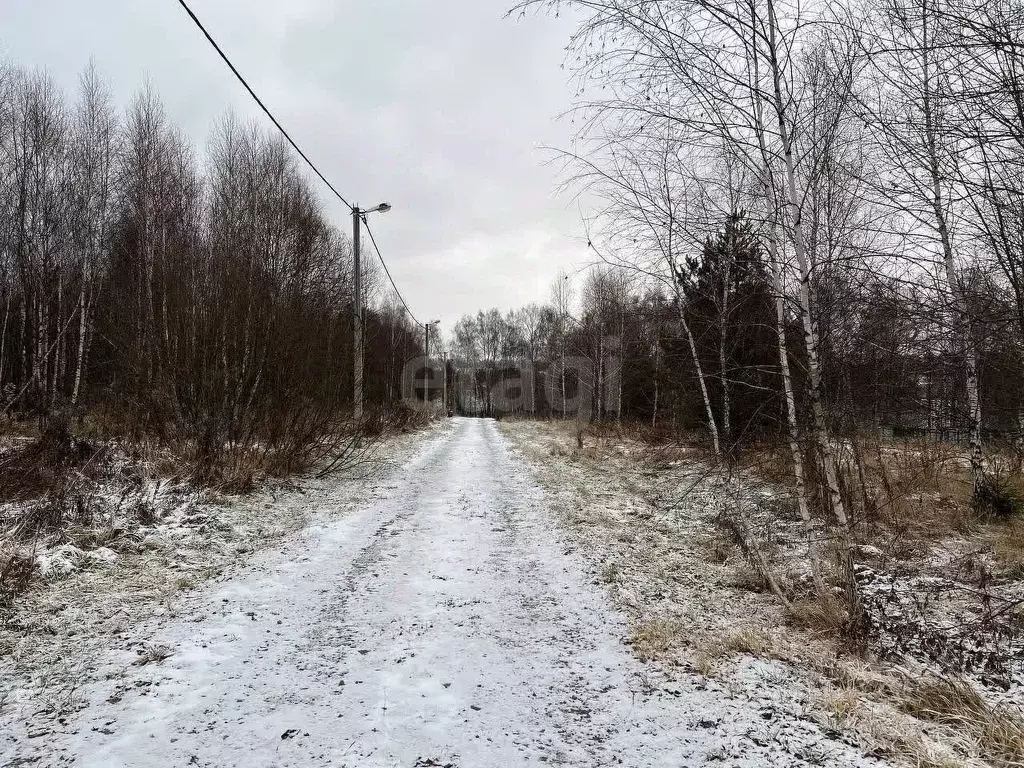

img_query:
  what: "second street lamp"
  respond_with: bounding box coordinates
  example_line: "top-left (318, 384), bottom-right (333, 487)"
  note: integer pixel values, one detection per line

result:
top-left (425, 320), bottom-right (441, 406)
top-left (425, 320), bottom-right (440, 360)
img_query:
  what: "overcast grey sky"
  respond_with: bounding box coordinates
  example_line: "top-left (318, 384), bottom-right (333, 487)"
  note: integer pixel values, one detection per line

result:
top-left (0, 0), bottom-right (593, 329)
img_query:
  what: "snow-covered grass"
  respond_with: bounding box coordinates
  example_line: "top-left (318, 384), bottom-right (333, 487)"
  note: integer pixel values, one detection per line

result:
top-left (499, 418), bottom-right (1024, 768)
top-left (1, 417), bottom-right (884, 767)
top-left (0, 420), bottom-right (444, 746)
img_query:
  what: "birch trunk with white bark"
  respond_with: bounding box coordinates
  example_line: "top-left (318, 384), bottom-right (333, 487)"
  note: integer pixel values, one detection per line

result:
top-left (765, 0), bottom-right (859, 616)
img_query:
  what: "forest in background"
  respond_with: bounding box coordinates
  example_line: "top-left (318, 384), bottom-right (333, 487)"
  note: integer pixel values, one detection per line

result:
top-left (0, 60), bottom-right (427, 480)
top-left (439, 0), bottom-right (1024, 646)
top-left (2, 0), bottom-right (1023, 659)
top-left (0, 3), bottom-right (1023, 759)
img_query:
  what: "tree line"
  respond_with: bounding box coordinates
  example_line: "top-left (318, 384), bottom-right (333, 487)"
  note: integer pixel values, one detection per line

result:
top-left (454, 0), bottom-right (1024, 628)
top-left (0, 60), bottom-right (423, 474)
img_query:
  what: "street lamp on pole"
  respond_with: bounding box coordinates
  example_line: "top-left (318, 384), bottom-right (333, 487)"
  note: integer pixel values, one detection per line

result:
top-left (353, 202), bottom-right (391, 421)
top-left (425, 320), bottom-right (441, 407)
top-left (424, 320), bottom-right (440, 360)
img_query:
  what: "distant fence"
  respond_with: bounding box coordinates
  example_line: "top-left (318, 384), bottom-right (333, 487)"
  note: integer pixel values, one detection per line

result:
top-left (879, 424), bottom-right (1020, 445)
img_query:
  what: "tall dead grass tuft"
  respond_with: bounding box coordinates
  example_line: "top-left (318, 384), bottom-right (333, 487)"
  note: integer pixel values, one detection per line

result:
top-left (0, 418), bottom-right (109, 543)
top-left (857, 438), bottom-right (975, 541)
top-left (991, 520), bottom-right (1024, 578)
top-left (786, 596), bottom-right (849, 636)
top-left (627, 619), bottom-right (684, 661)
top-left (901, 675), bottom-right (1024, 768)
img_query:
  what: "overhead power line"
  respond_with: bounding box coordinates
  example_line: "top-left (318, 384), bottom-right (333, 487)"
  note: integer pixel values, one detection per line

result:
top-left (362, 218), bottom-right (421, 328)
top-left (175, 0), bottom-right (424, 330)
top-left (175, 0), bottom-right (354, 213)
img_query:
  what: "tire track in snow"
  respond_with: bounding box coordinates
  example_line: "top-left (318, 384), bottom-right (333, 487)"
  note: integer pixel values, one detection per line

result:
top-left (22, 418), bottom-right (879, 767)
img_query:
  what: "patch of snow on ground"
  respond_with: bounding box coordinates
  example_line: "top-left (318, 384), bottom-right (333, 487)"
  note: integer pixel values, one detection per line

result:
top-left (2, 418), bottom-right (879, 767)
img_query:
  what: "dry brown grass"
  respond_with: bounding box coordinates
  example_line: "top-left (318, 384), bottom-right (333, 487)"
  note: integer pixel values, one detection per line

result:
top-left (900, 675), bottom-right (1024, 768)
top-left (0, 545), bottom-right (37, 599)
top-left (786, 596), bottom-right (848, 636)
top-left (842, 438), bottom-right (979, 551)
top-left (689, 649), bottom-right (718, 676)
top-left (720, 626), bottom-right (774, 656)
top-left (722, 562), bottom-right (770, 594)
top-left (736, 434), bottom-right (1024, 585)
top-left (814, 683), bottom-right (977, 768)
top-left (804, 652), bottom-right (1024, 767)
top-left (734, 441), bottom-right (794, 485)
top-left (0, 419), bottom-right (40, 446)
top-left (627, 619), bottom-right (684, 662)
top-left (990, 520), bottom-right (1024, 578)
top-left (501, 419), bottom-right (1024, 767)
top-left (812, 655), bottom-right (899, 698)
top-left (742, 436), bottom-right (985, 553)
top-left (582, 419), bottom-right (677, 447)
top-left (818, 683), bottom-right (863, 723)
top-left (0, 421), bottom-right (106, 505)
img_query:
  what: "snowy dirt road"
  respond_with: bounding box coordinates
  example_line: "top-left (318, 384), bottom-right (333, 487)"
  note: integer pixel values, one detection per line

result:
top-left (20, 418), bottom-right (876, 767)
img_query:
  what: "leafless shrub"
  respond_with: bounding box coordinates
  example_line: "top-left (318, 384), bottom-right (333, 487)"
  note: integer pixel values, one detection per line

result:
top-left (0, 418), bottom-right (103, 504)
top-left (974, 473), bottom-right (1024, 521)
top-left (863, 571), bottom-right (1024, 689)
top-left (0, 543), bottom-right (37, 598)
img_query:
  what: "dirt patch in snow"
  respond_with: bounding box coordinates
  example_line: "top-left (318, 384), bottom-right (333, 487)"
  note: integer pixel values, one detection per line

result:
top-left (499, 418), bottom-right (1024, 768)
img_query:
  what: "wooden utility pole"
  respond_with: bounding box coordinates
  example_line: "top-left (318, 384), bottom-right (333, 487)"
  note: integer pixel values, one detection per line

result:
top-left (424, 320), bottom-right (440, 405)
top-left (350, 202), bottom-right (389, 420)
top-left (353, 206), bottom-right (363, 420)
